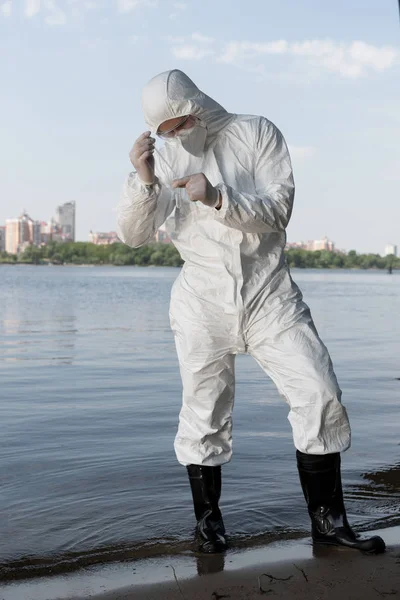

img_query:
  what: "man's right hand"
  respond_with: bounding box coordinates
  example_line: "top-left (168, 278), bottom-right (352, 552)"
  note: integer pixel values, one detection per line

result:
top-left (129, 131), bottom-right (155, 185)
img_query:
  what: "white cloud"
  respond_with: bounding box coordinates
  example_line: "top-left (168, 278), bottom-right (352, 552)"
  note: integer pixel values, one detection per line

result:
top-left (349, 41), bottom-right (395, 71)
top-left (44, 0), bottom-right (66, 25)
top-left (118, 0), bottom-right (138, 11)
top-left (169, 0), bottom-right (186, 19)
top-left (118, 0), bottom-right (157, 13)
top-left (66, 0), bottom-right (102, 21)
top-left (24, 0), bottom-right (40, 17)
top-left (165, 32), bottom-right (216, 58)
top-left (20, 0), bottom-right (159, 22)
top-left (290, 40), bottom-right (397, 78)
top-left (1, 1), bottom-right (12, 17)
top-left (23, 0), bottom-right (67, 24)
top-left (288, 145), bottom-right (316, 160)
top-left (172, 45), bottom-right (214, 60)
top-left (218, 39), bottom-right (398, 78)
top-left (192, 32), bottom-right (214, 44)
top-left (218, 40), bottom-right (287, 63)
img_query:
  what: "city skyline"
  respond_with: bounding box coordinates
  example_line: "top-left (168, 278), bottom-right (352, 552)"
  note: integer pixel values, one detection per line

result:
top-left (2, 202), bottom-right (76, 254)
top-left (0, 1), bottom-right (399, 254)
top-left (2, 200), bottom-right (398, 255)
top-left (1, 204), bottom-right (398, 257)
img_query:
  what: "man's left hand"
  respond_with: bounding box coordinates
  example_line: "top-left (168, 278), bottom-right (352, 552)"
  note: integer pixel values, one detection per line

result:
top-left (172, 173), bottom-right (222, 209)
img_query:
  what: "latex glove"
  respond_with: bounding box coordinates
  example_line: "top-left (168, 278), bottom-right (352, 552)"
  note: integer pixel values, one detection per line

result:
top-left (129, 131), bottom-right (156, 185)
top-left (172, 173), bottom-right (221, 208)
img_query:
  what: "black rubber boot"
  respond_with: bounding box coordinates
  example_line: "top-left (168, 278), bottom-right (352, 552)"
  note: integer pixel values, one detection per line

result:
top-left (296, 451), bottom-right (385, 554)
top-left (186, 464), bottom-right (228, 553)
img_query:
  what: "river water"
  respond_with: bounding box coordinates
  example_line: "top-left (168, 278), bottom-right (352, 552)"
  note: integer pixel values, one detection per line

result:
top-left (1, 265), bottom-right (399, 579)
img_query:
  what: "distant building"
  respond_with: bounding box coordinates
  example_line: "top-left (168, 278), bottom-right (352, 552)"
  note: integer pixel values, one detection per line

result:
top-left (384, 244), bottom-right (397, 257)
top-left (45, 217), bottom-right (66, 243)
top-left (154, 229), bottom-right (171, 243)
top-left (30, 220), bottom-right (41, 246)
top-left (55, 202), bottom-right (76, 241)
top-left (312, 237), bottom-right (335, 252)
top-left (0, 226), bottom-right (5, 252)
top-left (286, 241), bottom-right (305, 250)
top-left (153, 215), bottom-right (174, 244)
top-left (5, 211), bottom-right (41, 254)
top-left (5, 219), bottom-right (20, 254)
top-left (3, 204), bottom-right (77, 253)
top-left (88, 231), bottom-right (120, 245)
top-left (286, 236), bottom-right (336, 253)
top-left (39, 221), bottom-right (52, 245)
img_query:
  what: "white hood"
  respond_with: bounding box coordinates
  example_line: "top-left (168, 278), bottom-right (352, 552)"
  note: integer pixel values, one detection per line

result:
top-left (141, 69), bottom-right (235, 144)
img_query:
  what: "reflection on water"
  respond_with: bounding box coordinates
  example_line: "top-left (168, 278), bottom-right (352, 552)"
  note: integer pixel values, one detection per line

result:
top-left (1, 298), bottom-right (78, 366)
top-left (362, 463), bottom-right (400, 493)
top-left (0, 266), bottom-right (399, 580)
top-left (346, 463), bottom-right (400, 510)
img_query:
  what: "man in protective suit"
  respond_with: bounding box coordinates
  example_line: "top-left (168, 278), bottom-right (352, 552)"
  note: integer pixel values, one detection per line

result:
top-left (117, 69), bottom-right (385, 555)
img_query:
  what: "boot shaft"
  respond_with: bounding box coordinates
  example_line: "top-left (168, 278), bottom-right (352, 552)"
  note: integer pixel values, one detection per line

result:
top-left (296, 451), bottom-right (386, 553)
top-left (296, 450), bottom-right (347, 525)
top-left (186, 464), bottom-right (222, 522)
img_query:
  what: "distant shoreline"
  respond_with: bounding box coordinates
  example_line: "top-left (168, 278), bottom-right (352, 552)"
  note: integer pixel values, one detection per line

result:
top-left (2, 242), bottom-right (398, 270)
top-left (0, 262), bottom-right (398, 271)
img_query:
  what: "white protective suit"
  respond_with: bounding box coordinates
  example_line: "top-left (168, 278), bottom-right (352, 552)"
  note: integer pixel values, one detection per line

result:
top-left (117, 69), bottom-right (351, 467)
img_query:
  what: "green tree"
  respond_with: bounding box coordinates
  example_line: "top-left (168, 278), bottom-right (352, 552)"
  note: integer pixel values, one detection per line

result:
top-left (3, 241), bottom-right (398, 270)
top-left (20, 246), bottom-right (44, 264)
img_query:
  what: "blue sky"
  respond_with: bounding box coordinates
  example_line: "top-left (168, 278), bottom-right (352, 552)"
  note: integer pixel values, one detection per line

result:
top-left (0, 0), bottom-right (399, 253)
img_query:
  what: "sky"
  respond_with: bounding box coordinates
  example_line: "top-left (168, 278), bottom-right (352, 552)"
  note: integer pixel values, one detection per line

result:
top-left (0, 0), bottom-right (399, 253)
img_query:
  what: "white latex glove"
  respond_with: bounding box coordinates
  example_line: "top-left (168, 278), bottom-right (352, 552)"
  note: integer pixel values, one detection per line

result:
top-left (172, 173), bottom-right (222, 208)
top-left (129, 131), bottom-right (156, 185)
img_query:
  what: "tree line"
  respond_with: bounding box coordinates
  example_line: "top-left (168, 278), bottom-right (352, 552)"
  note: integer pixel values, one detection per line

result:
top-left (0, 242), bottom-right (398, 270)
top-left (0, 241), bottom-right (183, 267)
top-left (285, 248), bottom-right (399, 270)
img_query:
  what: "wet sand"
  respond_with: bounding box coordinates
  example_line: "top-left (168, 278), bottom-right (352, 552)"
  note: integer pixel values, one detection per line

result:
top-left (88, 547), bottom-right (400, 600)
top-left (2, 525), bottom-right (399, 600)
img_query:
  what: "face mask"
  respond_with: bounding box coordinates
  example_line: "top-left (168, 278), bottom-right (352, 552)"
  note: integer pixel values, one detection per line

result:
top-left (174, 122), bottom-right (208, 157)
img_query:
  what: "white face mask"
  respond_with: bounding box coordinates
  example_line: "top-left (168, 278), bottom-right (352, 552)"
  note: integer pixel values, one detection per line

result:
top-left (172, 122), bottom-right (208, 157)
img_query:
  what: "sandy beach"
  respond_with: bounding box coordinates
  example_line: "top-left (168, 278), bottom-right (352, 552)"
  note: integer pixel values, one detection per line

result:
top-left (88, 546), bottom-right (400, 600)
top-left (2, 525), bottom-right (399, 600)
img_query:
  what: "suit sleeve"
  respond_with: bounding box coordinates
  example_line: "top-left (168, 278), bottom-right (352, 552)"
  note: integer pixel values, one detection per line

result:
top-left (213, 118), bottom-right (294, 234)
top-left (116, 171), bottom-right (175, 248)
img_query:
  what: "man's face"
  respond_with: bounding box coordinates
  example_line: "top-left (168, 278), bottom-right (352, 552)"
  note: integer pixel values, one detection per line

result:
top-left (157, 115), bottom-right (196, 138)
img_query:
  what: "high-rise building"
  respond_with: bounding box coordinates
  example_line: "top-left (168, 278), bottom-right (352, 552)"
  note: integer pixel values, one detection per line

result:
top-left (0, 226), bottom-right (5, 252)
top-left (384, 244), bottom-right (398, 257)
top-left (5, 211), bottom-right (41, 254)
top-left (5, 219), bottom-right (20, 254)
top-left (29, 219), bottom-right (41, 246)
top-left (55, 201), bottom-right (76, 241)
top-left (39, 221), bottom-right (51, 245)
top-left (5, 213), bottom-right (29, 254)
